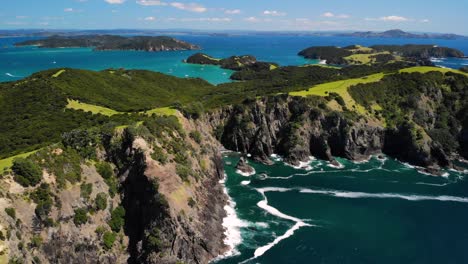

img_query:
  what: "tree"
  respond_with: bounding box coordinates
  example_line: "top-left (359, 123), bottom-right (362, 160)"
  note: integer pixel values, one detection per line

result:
top-left (12, 158), bottom-right (42, 187)
top-left (73, 208), bottom-right (89, 226)
top-left (108, 206), bottom-right (125, 232)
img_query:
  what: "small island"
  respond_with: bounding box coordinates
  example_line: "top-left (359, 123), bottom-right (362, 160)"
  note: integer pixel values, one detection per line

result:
top-left (14, 35), bottom-right (201, 52)
top-left (186, 53), bottom-right (278, 71)
top-left (298, 44), bottom-right (465, 65)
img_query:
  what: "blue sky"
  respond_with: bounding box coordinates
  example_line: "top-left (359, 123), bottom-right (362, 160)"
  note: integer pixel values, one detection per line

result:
top-left (2, 0), bottom-right (467, 34)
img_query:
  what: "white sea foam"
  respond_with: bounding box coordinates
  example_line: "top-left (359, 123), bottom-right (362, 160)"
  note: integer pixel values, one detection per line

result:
top-left (236, 168), bottom-right (256, 177)
top-left (319, 60), bottom-right (327, 65)
top-left (298, 188), bottom-right (468, 203)
top-left (240, 180), bottom-right (251, 185)
top-left (327, 160), bottom-right (344, 169)
top-left (287, 156), bottom-right (315, 171)
top-left (239, 188), bottom-right (312, 262)
top-left (5, 73), bottom-right (17, 77)
top-left (218, 174), bottom-right (248, 258)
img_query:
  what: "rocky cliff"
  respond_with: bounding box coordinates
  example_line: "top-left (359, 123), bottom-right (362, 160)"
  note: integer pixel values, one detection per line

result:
top-left (0, 114), bottom-right (228, 264)
top-left (203, 95), bottom-right (454, 172)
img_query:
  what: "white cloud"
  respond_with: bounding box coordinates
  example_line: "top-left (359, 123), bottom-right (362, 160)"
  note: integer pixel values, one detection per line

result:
top-left (183, 17), bottom-right (231, 22)
top-left (225, 9), bottom-right (241, 15)
top-left (263, 10), bottom-right (286, 16)
top-left (170, 2), bottom-right (207, 13)
top-left (245, 16), bottom-right (260, 22)
top-left (105, 0), bottom-right (125, 4)
top-left (368, 15), bottom-right (408, 22)
top-left (136, 0), bottom-right (167, 6)
top-left (420, 19), bottom-right (430, 23)
top-left (322, 12), bottom-right (350, 19)
top-left (64, 8), bottom-right (74, 12)
top-left (16, 16), bottom-right (28, 19)
top-left (144, 16), bottom-right (156, 21)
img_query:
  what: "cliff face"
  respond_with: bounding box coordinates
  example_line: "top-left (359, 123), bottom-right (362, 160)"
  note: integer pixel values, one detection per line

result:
top-left (0, 114), bottom-right (228, 264)
top-left (204, 96), bottom-right (451, 170)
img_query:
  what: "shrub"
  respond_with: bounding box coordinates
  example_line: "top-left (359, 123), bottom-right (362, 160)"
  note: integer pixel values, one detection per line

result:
top-left (96, 162), bottom-right (118, 197)
top-left (96, 162), bottom-right (113, 180)
top-left (102, 231), bottom-right (117, 250)
top-left (151, 145), bottom-right (168, 164)
top-left (189, 131), bottom-right (202, 144)
top-left (108, 206), bottom-right (125, 232)
top-left (5, 208), bottom-right (16, 220)
top-left (145, 228), bottom-right (164, 251)
top-left (29, 235), bottom-right (43, 249)
top-left (188, 197), bottom-right (196, 208)
top-left (12, 158), bottom-right (42, 187)
top-left (30, 183), bottom-right (53, 222)
top-left (176, 164), bottom-right (190, 182)
top-left (80, 183), bottom-right (93, 201)
top-left (73, 208), bottom-right (89, 226)
top-left (95, 192), bottom-right (108, 211)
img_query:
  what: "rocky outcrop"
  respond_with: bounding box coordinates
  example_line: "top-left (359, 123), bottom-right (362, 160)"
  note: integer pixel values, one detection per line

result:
top-left (235, 157), bottom-right (255, 175)
top-left (204, 95), bottom-right (451, 169)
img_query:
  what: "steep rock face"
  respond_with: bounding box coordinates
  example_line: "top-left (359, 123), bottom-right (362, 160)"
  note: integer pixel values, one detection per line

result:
top-left (205, 96), bottom-right (385, 166)
top-left (204, 96), bottom-right (450, 169)
top-left (106, 118), bottom-right (227, 264)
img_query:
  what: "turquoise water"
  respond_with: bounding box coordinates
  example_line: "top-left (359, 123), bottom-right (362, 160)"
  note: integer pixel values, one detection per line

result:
top-left (217, 154), bottom-right (468, 264)
top-left (1, 35), bottom-right (468, 84)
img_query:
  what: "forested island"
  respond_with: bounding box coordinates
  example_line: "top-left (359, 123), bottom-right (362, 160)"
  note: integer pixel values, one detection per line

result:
top-left (1, 43), bottom-right (468, 263)
top-left (14, 35), bottom-right (201, 52)
top-left (298, 44), bottom-right (465, 65)
top-left (185, 53), bottom-right (278, 80)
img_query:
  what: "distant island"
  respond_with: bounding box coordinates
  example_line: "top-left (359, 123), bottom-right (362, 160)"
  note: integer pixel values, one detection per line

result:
top-left (185, 53), bottom-right (278, 79)
top-left (298, 44), bottom-right (465, 65)
top-left (338, 29), bottom-right (465, 40)
top-left (14, 35), bottom-right (200, 52)
top-left (2, 29), bottom-right (465, 40)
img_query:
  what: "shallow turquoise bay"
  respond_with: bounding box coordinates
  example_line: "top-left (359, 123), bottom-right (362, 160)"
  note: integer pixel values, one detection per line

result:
top-left (1, 35), bottom-right (468, 84)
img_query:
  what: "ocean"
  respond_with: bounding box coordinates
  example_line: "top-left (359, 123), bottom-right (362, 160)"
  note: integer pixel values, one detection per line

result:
top-left (1, 35), bottom-right (468, 84)
top-left (217, 155), bottom-right (468, 264)
top-left (2, 34), bottom-right (468, 263)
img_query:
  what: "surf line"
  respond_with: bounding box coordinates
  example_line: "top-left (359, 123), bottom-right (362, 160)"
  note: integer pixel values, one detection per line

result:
top-left (240, 187), bottom-right (313, 263)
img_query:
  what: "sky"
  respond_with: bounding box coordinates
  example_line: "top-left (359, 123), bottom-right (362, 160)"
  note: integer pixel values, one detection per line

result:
top-left (1, 0), bottom-right (468, 34)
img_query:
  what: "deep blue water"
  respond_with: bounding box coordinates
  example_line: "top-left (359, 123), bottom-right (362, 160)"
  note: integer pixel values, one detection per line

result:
top-left (1, 35), bottom-right (467, 84)
top-left (217, 155), bottom-right (468, 264)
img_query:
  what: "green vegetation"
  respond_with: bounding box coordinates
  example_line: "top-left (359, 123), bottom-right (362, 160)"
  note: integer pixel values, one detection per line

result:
top-left (11, 158), bottom-right (42, 187)
top-left (4, 208), bottom-right (16, 220)
top-left (189, 131), bottom-right (202, 144)
top-left (289, 73), bottom-right (385, 114)
top-left (33, 147), bottom-right (83, 187)
top-left (108, 206), bottom-right (125, 232)
top-left (80, 183), bottom-right (93, 201)
top-left (66, 99), bottom-right (120, 116)
top-left (30, 183), bottom-right (54, 223)
top-left (15, 35), bottom-right (199, 51)
top-left (73, 208), bottom-right (89, 226)
top-left (96, 162), bottom-right (118, 197)
top-left (29, 235), bottom-right (43, 249)
top-left (399, 66), bottom-right (468, 77)
top-left (0, 150), bottom-right (38, 172)
top-left (95, 193), bottom-right (108, 211)
top-left (52, 69), bottom-right (66, 78)
top-left (102, 231), bottom-right (117, 250)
